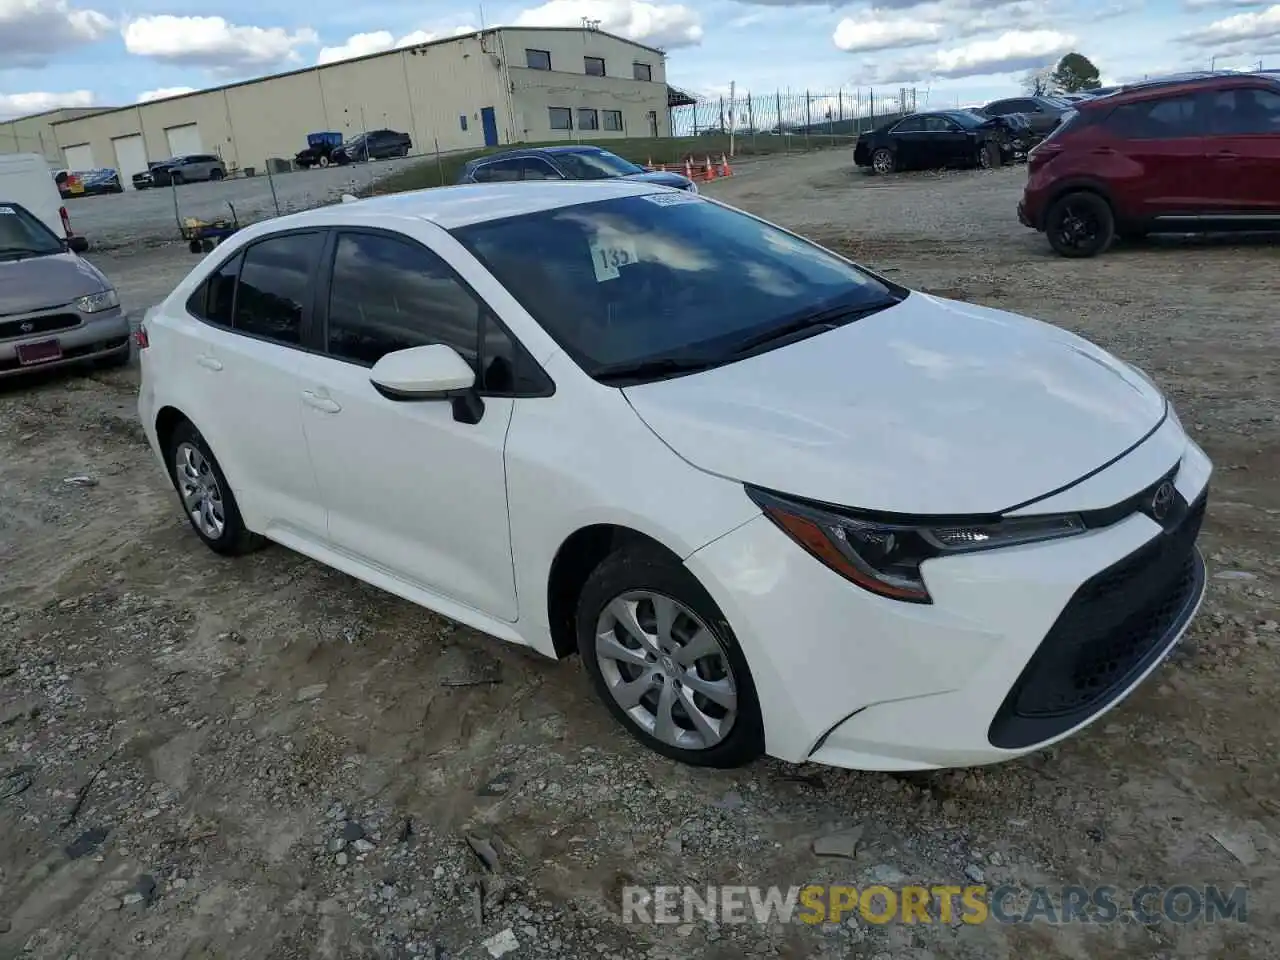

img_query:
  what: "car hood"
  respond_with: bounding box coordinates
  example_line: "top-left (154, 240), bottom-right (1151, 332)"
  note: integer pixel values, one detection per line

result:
top-left (622, 170), bottom-right (694, 188)
top-left (0, 254), bottom-right (109, 315)
top-left (622, 293), bottom-right (1166, 515)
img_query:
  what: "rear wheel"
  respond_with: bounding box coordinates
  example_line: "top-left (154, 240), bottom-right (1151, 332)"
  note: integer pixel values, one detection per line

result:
top-left (576, 546), bottom-right (764, 768)
top-left (979, 142), bottom-right (1001, 169)
top-left (318, 155), bottom-right (330, 168)
top-left (209, 168), bottom-right (224, 181)
top-left (170, 171), bottom-right (185, 186)
top-left (165, 421), bottom-right (263, 556)
top-left (871, 148), bottom-right (895, 175)
top-left (1045, 190), bottom-right (1115, 258)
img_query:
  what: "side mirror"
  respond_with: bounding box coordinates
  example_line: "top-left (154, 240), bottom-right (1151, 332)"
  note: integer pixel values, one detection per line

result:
top-left (369, 344), bottom-right (484, 423)
top-left (68, 236), bottom-right (90, 254)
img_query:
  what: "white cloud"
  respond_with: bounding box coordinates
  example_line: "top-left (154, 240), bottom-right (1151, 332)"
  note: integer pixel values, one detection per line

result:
top-left (514, 0), bottom-right (703, 48)
top-left (316, 25), bottom-right (475, 64)
top-left (860, 29), bottom-right (1076, 83)
top-left (122, 15), bottom-right (319, 72)
top-left (0, 0), bottom-right (112, 68)
top-left (0, 89), bottom-right (96, 121)
top-left (136, 86), bottom-right (198, 103)
top-left (833, 17), bottom-right (944, 52)
top-left (1180, 3), bottom-right (1280, 44)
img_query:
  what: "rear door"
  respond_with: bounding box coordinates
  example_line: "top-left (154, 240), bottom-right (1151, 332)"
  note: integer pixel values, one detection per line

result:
top-left (921, 115), bottom-right (969, 165)
top-left (1203, 85), bottom-right (1280, 214)
top-left (887, 116), bottom-right (926, 167)
top-left (1102, 94), bottom-right (1211, 217)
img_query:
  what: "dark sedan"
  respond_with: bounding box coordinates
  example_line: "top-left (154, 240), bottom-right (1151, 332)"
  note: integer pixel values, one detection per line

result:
top-left (854, 111), bottom-right (1016, 174)
top-left (457, 145), bottom-right (698, 192)
top-left (330, 129), bottom-right (412, 164)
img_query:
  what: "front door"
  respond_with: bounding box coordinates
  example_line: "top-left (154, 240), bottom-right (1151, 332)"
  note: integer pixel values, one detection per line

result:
top-left (295, 228), bottom-right (519, 621)
top-left (481, 107), bottom-right (499, 146)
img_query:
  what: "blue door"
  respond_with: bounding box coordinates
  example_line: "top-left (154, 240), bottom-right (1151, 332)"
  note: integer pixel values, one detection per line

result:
top-left (481, 107), bottom-right (498, 147)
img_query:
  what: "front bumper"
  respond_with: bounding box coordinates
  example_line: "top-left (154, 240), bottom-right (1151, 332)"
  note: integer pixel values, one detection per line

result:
top-left (685, 421), bottom-right (1212, 771)
top-left (0, 306), bottom-right (130, 378)
top-left (1017, 199), bottom-right (1034, 229)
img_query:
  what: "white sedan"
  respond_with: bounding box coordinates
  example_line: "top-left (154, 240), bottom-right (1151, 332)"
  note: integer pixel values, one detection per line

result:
top-left (136, 180), bottom-right (1210, 771)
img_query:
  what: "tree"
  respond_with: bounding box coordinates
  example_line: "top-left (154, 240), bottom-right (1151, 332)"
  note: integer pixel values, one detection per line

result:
top-left (1022, 68), bottom-right (1053, 96)
top-left (1051, 53), bottom-right (1102, 92)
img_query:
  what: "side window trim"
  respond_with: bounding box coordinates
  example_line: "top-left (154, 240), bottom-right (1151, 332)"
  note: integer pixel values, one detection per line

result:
top-left (314, 226), bottom-right (554, 398)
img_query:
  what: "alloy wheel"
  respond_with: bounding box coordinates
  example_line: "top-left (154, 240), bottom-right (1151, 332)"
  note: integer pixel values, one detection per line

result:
top-left (593, 591), bottom-right (738, 751)
top-left (872, 150), bottom-right (893, 174)
top-left (1056, 202), bottom-right (1098, 252)
top-left (174, 442), bottom-right (225, 540)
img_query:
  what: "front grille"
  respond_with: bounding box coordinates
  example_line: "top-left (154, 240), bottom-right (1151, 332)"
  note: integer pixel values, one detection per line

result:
top-left (0, 313), bottom-right (80, 340)
top-left (989, 492), bottom-right (1207, 750)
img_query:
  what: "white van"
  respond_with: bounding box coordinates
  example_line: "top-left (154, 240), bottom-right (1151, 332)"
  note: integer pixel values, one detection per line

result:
top-left (0, 153), bottom-right (88, 251)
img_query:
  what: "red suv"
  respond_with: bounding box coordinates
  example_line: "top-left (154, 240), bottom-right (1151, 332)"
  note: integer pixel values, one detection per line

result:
top-left (1019, 74), bottom-right (1280, 257)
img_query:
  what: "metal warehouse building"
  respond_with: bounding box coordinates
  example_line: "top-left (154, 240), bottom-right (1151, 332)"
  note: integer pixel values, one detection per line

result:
top-left (42, 26), bottom-right (671, 189)
top-left (0, 107), bottom-right (117, 165)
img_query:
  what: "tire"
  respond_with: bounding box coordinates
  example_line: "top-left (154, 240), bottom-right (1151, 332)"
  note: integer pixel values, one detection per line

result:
top-left (576, 546), bottom-right (764, 768)
top-left (165, 421), bottom-right (263, 556)
top-left (318, 155), bottom-right (330, 168)
top-left (871, 148), bottom-right (895, 175)
top-left (980, 142), bottom-right (1001, 169)
top-left (170, 172), bottom-right (185, 186)
top-left (1045, 190), bottom-right (1115, 258)
top-left (210, 168), bottom-right (224, 181)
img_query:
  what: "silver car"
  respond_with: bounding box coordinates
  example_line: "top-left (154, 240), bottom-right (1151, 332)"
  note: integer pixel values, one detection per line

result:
top-left (0, 202), bottom-right (130, 378)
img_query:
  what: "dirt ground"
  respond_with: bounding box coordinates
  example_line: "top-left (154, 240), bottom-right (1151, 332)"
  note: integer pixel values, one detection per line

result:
top-left (2, 151), bottom-right (1277, 960)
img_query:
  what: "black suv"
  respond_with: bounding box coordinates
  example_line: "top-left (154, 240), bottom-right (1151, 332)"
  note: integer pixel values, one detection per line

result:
top-left (331, 130), bottom-right (413, 164)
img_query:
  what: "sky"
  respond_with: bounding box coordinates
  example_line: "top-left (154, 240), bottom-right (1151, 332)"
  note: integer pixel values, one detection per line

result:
top-left (2, 0), bottom-right (1280, 120)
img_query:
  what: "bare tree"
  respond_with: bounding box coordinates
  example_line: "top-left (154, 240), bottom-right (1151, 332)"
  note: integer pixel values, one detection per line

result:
top-left (1022, 69), bottom-right (1053, 96)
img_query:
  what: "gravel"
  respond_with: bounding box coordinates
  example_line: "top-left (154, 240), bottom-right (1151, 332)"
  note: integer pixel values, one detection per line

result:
top-left (1, 150), bottom-right (1277, 958)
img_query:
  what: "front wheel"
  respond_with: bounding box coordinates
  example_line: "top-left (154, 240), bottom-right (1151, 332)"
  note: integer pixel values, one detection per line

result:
top-left (170, 172), bottom-right (184, 186)
top-left (1045, 190), bottom-right (1115, 258)
top-left (166, 421), bottom-right (263, 556)
top-left (871, 148), bottom-right (895, 175)
top-left (209, 169), bottom-right (224, 181)
top-left (318, 155), bottom-right (330, 168)
top-left (978, 142), bottom-right (1001, 169)
top-left (576, 546), bottom-right (764, 768)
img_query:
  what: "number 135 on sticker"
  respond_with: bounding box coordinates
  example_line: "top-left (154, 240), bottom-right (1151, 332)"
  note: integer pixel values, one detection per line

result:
top-left (590, 238), bottom-right (639, 281)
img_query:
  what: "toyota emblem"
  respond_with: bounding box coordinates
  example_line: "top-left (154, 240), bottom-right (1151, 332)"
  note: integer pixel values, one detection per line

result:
top-left (1150, 481), bottom-right (1176, 522)
top-left (20, 321), bottom-right (34, 333)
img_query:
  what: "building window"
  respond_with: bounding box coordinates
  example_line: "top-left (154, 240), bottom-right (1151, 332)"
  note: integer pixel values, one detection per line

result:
top-left (548, 107), bottom-right (573, 130)
top-left (578, 109), bottom-right (599, 130)
top-left (526, 49), bottom-right (552, 70)
top-left (603, 110), bottom-right (624, 131)
top-left (633, 62), bottom-right (652, 82)
top-left (584, 56), bottom-right (605, 76)
top-left (459, 115), bottom-right (468, 131)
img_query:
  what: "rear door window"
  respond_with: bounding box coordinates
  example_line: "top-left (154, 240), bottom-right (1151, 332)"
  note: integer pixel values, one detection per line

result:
top-left (1106, 95), bottom-right (1204, 139)
top-left (232, 232), bottom-right (325, 345)
top-left (891, 116), bottom-right (925, 133)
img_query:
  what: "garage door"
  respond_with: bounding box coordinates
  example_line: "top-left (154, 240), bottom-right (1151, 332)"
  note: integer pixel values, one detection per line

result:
top-left (164, 123), bottom-right (202, 158)
top-left (63, 143), bottom-right (94, 172)
top-left (112, 134), bottom-right (148, 188)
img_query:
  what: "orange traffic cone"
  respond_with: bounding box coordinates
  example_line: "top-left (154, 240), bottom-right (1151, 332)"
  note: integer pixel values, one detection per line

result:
top-left (720, 153), bottom-right (733, 177)
top-left (704, 156), bottom-right (716, 181)
top-left (647, 156), bottom-right (654, 170)
top-left (685, 158), bottom-right (694, 180)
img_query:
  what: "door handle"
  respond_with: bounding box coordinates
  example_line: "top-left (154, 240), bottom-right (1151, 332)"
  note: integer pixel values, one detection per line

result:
top-left (1215, 150), bottom-right (1238, 159)
top-left (302, 390), bottom-right (342, 414)
top-left (197, 355), bottom-right (223, 371)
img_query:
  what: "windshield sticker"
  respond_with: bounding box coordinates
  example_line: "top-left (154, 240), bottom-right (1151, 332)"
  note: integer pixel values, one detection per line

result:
top-left (641, 191), bottom-right (698, 206)
top-left (589, 236), bottom-right (640, 282)
top-left (0, 206), bottom-right (15, 215)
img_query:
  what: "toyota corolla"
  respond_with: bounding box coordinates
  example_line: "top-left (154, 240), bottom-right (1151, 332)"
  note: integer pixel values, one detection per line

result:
top-left (136, 181), bottom-right (1210, 771)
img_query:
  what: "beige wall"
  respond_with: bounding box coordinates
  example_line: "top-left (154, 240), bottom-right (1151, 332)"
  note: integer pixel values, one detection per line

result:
top-left (47, 28), bottom-right (670, 173)
top-left (0, 108), bottom-right (111, 164)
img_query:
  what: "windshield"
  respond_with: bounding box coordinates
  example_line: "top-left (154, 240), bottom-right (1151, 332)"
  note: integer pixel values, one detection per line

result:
top-left (451, 194), bottom-right (895, 380)
top-left (946, 111), bottom-right (987, 128)
top-left (553, 150), bottom-right (644, 180)
top-left (0, 203), bottom-right (63, 259)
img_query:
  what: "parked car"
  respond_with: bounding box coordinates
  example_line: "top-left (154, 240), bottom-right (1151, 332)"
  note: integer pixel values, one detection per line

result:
top-left (1019, 73), bottom-right (1280, 257)
top-left (331, 130), bottom-right (412, 164)
top-left (151, 155), bottom-right (227, 186)
top-left (457, 145), bottom-right (697, 191)
top-left (133, 161), bottom-right (176, 190)
top-left (853, 110), bottom-right (1014, 173)
top-left (978, 95), bottom-right (1075, 137)
top-left (0, 200), bottom-right (128, 378)
top-left (136, 180), bottom-right (1210, 771)
top-left (75, 168), bottom-right (124, 195)
top-left (294, 132), bottom-right (344, 169)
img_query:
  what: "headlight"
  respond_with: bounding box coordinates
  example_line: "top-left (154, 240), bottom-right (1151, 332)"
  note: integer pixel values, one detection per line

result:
top-left (746, 486), bottom-right (1086, 604)
top-left (75, 288), bottom-right (119, 314)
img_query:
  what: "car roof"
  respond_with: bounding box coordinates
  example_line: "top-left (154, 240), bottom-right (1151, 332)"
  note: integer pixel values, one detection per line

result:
top-left (469, 144), bottom-right (611, 164)
top-left (1080, 72), bottom-right (1278, 107)
top-left (254, 180), bottom-right (668, 231)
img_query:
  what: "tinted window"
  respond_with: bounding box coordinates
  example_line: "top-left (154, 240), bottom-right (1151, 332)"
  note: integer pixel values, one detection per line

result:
top-left (633, 62), bottom-right (652, 81)
top-left (1207, 87), bottom-right (1280, 135)
top-left (451, 195), bottom-right (893, 377)
top-left (921, 116), bottom-right (957, 132)
top-left (526, 49), bottom-right (551, 70)
top-left (518, 157), bottom-right (561, 180)
top-left (891, 116), bottom-right (925, 133)
top-left (234, 233), bottom-right (323, 344)
top-left (187, 252), bottom-right (241, 325)
top-left (549, 107), bottom-right (573, 130)
top-left (584, 56), bottom-right (605, 76)
top-left (326, 232), bottom-right (480, 369)
top-left (985, 100), bottom-right (1013, 115)
top-left (1106, 95), bottom-right (1203, 138)
top-left (473, 158), bottom-right (524, 182)
top-left (603, 109), bottom-right (624, 131)
top-left (554, 150), bottom-right (642, 179)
